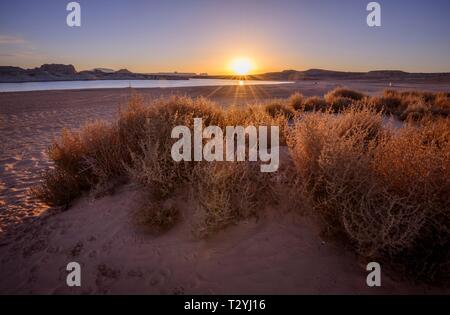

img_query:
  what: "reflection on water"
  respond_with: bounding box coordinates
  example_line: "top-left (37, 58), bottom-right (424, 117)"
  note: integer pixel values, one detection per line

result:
top-left (0, 78), bottom-right (293, 93)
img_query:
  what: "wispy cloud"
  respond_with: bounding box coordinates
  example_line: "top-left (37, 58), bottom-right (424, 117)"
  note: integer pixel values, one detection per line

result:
top-left (0, 35), bottom-right (26, 45)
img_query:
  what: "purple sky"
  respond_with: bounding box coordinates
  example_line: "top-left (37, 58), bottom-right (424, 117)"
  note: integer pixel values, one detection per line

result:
top-left (0, 0), bottom-right (449, 74)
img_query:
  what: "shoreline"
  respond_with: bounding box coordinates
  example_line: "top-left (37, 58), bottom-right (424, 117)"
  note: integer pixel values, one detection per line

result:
top-left (0, 78), bottom-right (448, 96)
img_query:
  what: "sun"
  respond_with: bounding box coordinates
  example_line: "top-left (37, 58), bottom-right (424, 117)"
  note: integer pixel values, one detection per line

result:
top-left (230, 57), bottom-right (253, 75)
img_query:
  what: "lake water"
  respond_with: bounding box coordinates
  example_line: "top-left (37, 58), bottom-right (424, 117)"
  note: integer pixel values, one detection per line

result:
top-left (0, 78), bottom-right (293, 93)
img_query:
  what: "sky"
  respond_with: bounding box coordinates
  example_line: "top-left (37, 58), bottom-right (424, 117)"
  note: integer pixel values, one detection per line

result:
top-left (0, 0), bottom-right (449, 74)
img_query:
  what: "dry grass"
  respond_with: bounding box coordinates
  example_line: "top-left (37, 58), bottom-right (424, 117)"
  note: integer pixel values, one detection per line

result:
top-left (325, 88), bottom-right (366, 101)
top-left (36, 94), bottom-right (284, 231)
top-left (302, 96), bottom-right (328, 112)
top-left (288, 92), bottom-right (304, 111)
top-left (124, 95), bottom-right (223, 199)
top-left (264, 100), bottom-right (295, 120)
top-left (33, 121), bottom-right (125, 206)
top-left (369, 89), bottom-right (450, 120)
top-left (324, 88), bottom-right (366, 113)
top-left (224, 104), bottom-right (289, 145)
top-left (191, 161), bottom-right (276, 238)
top-left (288, 107), bottom-right (450, 283)
top-left (35, 90), bottom-right (450, 283)
top-left (135, 200), bottom-right (179, 233)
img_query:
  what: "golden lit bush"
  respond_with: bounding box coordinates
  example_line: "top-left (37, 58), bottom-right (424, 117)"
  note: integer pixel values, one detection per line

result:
top-left (35, 91), bottom-right (450, 280)
top-left (288, 108), bottom-right (450, 283)
top-left (35, 119), bottom-right (129, 205)
top-left (124, 95), bottom-right (223, 199)
top-left (302, 96), bottom-right (328, 112)
top-left (80, 121), bottom-right (126, 190)
top-left (323, 88), bottom-right (367, 113)
top-left (288, 92), bottom-right (304, 111)
top-left (374, 90), bottom-right (450, 120)
top-left (372, 119), bottom-right (450, 282)
top-left (325, 87), bottom-right (366, 102)
top-left (369, 95), bottom-right (405, 116)
top-left (224, 104), bottom-right (289, 145)
top-left (264, 100), bottom-right (295, 119)
top-left (33, 167), bottom-right (84, 207)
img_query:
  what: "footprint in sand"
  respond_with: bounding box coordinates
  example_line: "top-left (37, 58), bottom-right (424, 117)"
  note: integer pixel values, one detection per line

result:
top-left (95, 264), bottom-right (122, 292)
top-left (69, 241), bottom-right (84, 258)
top-left (88, 250), bottom-right (97, 258)
top-left (146, 267), bottom-right (172, 287)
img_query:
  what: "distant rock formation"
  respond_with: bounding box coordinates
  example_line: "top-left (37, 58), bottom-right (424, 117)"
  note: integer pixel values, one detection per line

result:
top-left (0, 64), bottom-right (189, 83)
top-left (92, 68), bottom-right (115, 73)
top-left (195, 68), bottom-right (450, 83)
top-left (2, 64), bottom-right (450, 83)
top-left (246, 69), bottom-right (450, 82)
top-left (38, 64), bottom-right (77, 75)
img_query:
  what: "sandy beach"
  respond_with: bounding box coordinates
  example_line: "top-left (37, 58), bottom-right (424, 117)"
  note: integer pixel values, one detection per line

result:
top-left (1, 80), bottom-right (449, 231)
top-left (0, 80), bottom-right (449, 294)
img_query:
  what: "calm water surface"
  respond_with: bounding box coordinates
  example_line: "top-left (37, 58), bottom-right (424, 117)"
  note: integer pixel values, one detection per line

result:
top-left (0, 78), bottom-right (293, 92)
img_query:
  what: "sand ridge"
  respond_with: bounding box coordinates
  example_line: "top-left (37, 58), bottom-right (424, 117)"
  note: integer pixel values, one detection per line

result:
top-left (1, 82), bottom-right (449, 294)
top-left (1, 183), bottom-right (444, 294)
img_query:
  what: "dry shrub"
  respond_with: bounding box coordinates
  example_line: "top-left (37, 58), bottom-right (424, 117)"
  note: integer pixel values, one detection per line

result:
top-left (372, 118), bottom-right (450, 282)
top-left (125, 95), bottom-right (223, 199)
top-left (34, 129), bottom-right (89, 206)
top-left (264, 100), bottom-right (295, 120)
top-left (302, 96), bottom-right (328, 112)
top-left (329, 96), bottom-right (356, 112)
top-left (433, 93), bottom-right (450, 117)
top-left (34, 121), bottom-right (125, 205)
top-left (325, 88), bottom-right (366, 102)
top-left (373, 90), bottom-right (450, 120)
top-left (288, 106), bottom-right (383, 232)
top-left (435, 93), bottom-right (450, 108)
top-left (288, 92), bottom-right (304, 111)
top-left (36, 95), bottom-right (223, 205)
top-left (369, 94), bottom-right (405, 116)
top-left (116, 95), bottom-right (152, 159)
top-left (288, 107), bottom-right (450, 283)
top-left (135, 200), bottom-right (179, 232)
top-left (36, 94), bottom-right (286, 212)
top-left (324, 88), bottom-right (366, 113)
top-left (224, 104), bottom-right (289, 145)
top-left (191, 161), bottom-right (276, 238)
top-left (33, 167), bottom-right (84, 207)
top-left (80, 121), bottom-right (125, 191)
top-left (400, 102), bottom-right (431, 121)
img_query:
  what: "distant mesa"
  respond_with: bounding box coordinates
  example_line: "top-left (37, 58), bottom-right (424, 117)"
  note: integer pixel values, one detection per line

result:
top-left (0, 64), bottom-right (190, 83)
top-left (1, 64), bottom-right (449, 83)
top-left (92, 68), bottom-right (115, 73)
top-left (115, 69), bottom-right (132, 74)
top-left (38, 64), bottom-right (77, 75)
top-left (199, 68), bottom-right (450, 82)
top-left (243, 69), bottom-right (450, 82)
top-left (152, 71), bottom-right (198, 77)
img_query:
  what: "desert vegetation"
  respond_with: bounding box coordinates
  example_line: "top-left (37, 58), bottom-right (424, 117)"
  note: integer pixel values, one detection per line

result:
top-left (34, 88), bottom-right (449, 285)
top-left (288, 108), bottom-right (449, 284)
top-left (290, 87), bottom-right (450, 119)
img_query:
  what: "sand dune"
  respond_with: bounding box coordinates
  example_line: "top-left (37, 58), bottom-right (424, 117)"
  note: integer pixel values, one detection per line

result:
top-left (1, 183), bottom-right (444, 294)
top-left (1, 82), bottom-right (449, 294)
